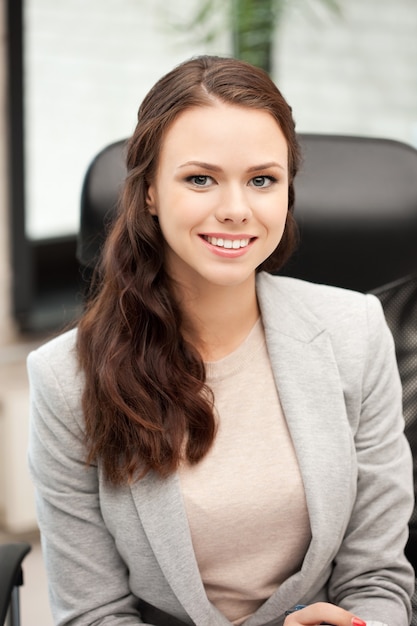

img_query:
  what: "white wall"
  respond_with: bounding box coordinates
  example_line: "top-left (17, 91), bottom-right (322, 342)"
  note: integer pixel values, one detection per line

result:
top-left (277, 0), bottom-right (417, 144)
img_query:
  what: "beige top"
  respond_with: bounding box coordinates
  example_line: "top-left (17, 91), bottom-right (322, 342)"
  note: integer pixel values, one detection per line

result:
top-left (179, 319), bottom-right (311, 625)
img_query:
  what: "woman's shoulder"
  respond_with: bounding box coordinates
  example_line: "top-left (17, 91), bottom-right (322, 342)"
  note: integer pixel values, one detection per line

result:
top-left (28, 327), bottom-right (78, 368)
top-left (257, 271), bottom-right (371, 305)
top-left (257, 272), bottom-right (382, 320)
top-left (256, 272), bottom-right (386, 348)
top-left (27, 328), bottom-right (82, 400)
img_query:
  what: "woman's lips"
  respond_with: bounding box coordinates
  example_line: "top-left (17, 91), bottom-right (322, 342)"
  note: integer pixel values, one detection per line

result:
top-left (199, 234), bottom-right (256, 257)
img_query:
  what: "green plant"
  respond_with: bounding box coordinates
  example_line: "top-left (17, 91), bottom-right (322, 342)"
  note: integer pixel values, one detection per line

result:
top-left (170, 0), bottom-right (343, 74)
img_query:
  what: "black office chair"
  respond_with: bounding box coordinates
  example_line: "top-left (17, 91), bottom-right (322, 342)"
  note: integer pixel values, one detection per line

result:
top-left (282, 134), bottom-right (417, 292)
top-left (77, 133), bottom-right (417, 617)
top-left (0, 542), bottom-right (31, 626)
top-left (77, 139), bottom-right (128, 293)
top-left (374, 275), bottom-right (417, 562)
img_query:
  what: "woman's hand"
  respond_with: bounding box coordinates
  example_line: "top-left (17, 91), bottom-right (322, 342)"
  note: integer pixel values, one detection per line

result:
top-left (284, 602), bottom-right (366, 626)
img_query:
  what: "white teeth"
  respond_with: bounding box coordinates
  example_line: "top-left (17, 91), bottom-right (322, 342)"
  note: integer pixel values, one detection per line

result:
top-left (205, 236), bottom-right (250, 249)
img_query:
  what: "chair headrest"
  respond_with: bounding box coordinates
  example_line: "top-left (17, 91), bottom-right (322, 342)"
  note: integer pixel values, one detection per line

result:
top-left (77, 139), bottom-right (127, 269)
top-left (281, 134), bottom-right (417, 291)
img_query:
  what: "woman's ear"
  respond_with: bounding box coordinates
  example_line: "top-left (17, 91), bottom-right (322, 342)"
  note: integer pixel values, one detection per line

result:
top-left (146, 185), bottom-right (158, 216)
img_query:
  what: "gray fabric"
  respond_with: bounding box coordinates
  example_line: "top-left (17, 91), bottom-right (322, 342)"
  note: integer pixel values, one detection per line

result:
top-left (27, 273), bottom-right (414, 626)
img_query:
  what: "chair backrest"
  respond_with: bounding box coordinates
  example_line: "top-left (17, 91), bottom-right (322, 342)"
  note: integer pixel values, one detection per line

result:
top-left (374, 274), bottom-right (417, 571)
top-left (77, 139), bottom-right (128, 278)
top-left (0, 542), bottom-right (31, 626)
top-left (282, 134), bottom-right (417, 292)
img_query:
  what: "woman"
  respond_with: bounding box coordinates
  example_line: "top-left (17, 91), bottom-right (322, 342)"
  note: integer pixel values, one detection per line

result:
top-left (28, 56), bottom-right (414, 626)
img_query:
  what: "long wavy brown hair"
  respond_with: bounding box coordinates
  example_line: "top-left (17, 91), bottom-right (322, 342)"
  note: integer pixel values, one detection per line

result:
top-left (77, 55), bottom-right (301, 484)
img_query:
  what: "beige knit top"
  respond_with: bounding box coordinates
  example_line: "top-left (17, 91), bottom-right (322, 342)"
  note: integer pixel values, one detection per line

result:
top-left (178, 319), bottom-right (311, 625)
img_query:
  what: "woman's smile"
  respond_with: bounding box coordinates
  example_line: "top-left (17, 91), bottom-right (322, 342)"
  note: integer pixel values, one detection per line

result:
top-left (199, 234), bottom-right (257, 258)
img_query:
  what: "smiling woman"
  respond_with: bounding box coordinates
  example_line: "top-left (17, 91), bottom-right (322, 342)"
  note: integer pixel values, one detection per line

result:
top-left (27, 56), bottom-right (413, 626)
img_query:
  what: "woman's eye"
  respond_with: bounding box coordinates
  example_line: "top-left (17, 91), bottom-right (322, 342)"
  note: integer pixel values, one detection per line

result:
top-left (188, 175), bottom-right (212, 187)
top-left (250, 175), bottom-right (276, 188)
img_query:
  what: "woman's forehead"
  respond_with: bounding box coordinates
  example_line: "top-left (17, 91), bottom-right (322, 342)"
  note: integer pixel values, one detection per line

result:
top-left (159, 102), bottom-right (288, 161)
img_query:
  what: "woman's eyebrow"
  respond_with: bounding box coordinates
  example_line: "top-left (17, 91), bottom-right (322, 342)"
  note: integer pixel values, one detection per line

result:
top-left (246, 161), bottom-right (286, 173)
top-left (177, 160), bottom-right (286, 172)
top-left (178, 161), bottom-right (222, 171)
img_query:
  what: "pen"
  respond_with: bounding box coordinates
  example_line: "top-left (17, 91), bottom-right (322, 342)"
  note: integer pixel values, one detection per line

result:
top-left (284, 605), bottom-right (336, 625)
top-left (285, 604), bottom-right (307, 616)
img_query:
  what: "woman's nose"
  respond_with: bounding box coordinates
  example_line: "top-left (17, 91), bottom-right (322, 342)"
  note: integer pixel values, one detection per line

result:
top-left (215, 185), bottom-right (252, 223)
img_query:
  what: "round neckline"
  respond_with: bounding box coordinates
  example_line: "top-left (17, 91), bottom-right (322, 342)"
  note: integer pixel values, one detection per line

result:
top-left (204, 317), bottom-right (265, 381)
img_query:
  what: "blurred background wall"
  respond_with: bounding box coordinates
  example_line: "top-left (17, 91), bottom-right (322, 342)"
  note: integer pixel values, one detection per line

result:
top-left (279, 0), bottom-right (417, 142)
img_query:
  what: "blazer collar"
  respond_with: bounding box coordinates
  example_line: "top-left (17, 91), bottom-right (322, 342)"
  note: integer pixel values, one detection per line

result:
top-left (131, 273), bottom-right (354, 626)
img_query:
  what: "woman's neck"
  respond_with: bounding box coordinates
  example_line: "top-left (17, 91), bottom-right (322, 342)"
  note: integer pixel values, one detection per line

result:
top-left (176, 275), bottom-right (260, 362)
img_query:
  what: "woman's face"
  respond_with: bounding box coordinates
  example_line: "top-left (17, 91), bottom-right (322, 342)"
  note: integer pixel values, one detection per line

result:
top-left (147, 101), bottom-right (289, 293)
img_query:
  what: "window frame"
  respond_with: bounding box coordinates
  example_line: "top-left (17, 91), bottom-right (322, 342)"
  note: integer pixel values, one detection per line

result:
top-left (6, 0), bottom-right (81, 334)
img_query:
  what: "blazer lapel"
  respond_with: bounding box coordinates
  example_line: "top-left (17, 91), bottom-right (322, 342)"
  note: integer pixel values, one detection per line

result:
top-left (130, 471), bottom-right (230, 626)
top-left (246, 275), bottom-right (355, 624)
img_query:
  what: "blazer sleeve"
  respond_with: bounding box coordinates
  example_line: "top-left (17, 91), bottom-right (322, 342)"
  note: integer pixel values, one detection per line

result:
top-left (327, 294), bottom-right (414, 625)
top-left (27, 342), bottom-right (155, 626)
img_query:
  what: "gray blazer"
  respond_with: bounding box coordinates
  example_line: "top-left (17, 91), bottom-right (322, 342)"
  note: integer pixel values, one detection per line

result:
top-left (28, 274), bottom-right (414, 626)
